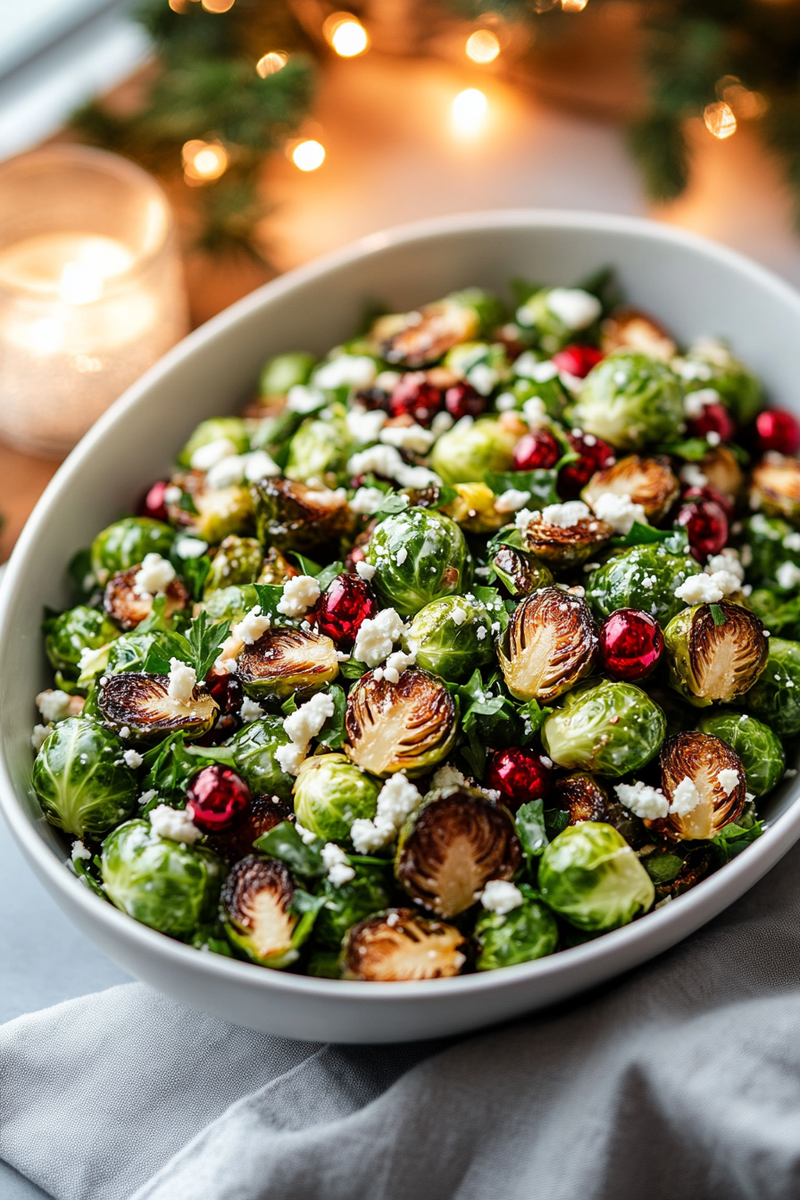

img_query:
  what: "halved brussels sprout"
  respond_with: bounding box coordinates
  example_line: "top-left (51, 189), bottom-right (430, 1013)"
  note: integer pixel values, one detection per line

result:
top-left (751, 454), bottom-right (800, 524)
top-left (700, 446), bottom-right (743, 506)
top-left (696, 712), bottom-right (785, 799)
top-left (257, 547), bottom-right (299, 586)
top-left (490, 545), bottom-right (554, 597)
top-left (441, 482), bottom-right (505, 534)
top-left (91, 517), bottom-right (175, 586)
top-left (373, 289), bottom-right (502, 368)
top-left (569, 352), bottom-right (685, 451)
top-left (599, 307), bottom-right (677, 360)
top-left (177, 416), bottom-right (249, 469)
top-left (97, 673), bottom-right (219, 741)
top-left (521, 510), bottom-right (613, 571)
top-left (538, 822), bottom-right (655, 931)
top-left (32, 718), bottom-right (138, 840)
top-left (366, 509), bottom-right (471, 617)
top-left (340, 908), bottom-right (467, 980)
top-left (285, 405), bottom-right (354, 489)
top-left (259, 351), bottom-right (315, 398)
top-left (345, 668), bottom-right (456, 777)
top-left (552, 773), bottom-right (647, 847)
top-left (541, 679), bottom-right (666, 778)
top-left (44, 606), bottom-right (119, 680)
top-left (474, 885), bottom-right (559, 971)
top-left (238, 627), bottom-right (340, 700)
top-left (663, 601), bottom-right (768, 707)
top-left (200, 584), bottom-right (259, 624)
top-left (293, 753), bottom-right (380, 842)
top-left (395, 788), bottom-right (521, 918)
top-left (313, 866), bottom-right (390, 950)
top-left (499, 587), bottom-right (598, 702)
top-left (582, 455), bottom-right (679, 522)
top-left (104, 567), bottom-right (189, 631)
top-left (654, 731), bottom-right (746, 841)
top-left (229, 717), bottom-right (295, 800)
top-left (680, 338), bottom-right (763, 425)
top-left (647, 845), bottom-right (714, 902)
top-left (206, 796), bottom-right (294, 863)
top-left (429, 417), bottom-right (517, 486)
top-left (403, 595), bottom-right (494, 684)
top-left (203, 536), bottom-right (263, 594)
top-left (739, 637), bottom-right (800, 736)
top-left (252, 477), bottom-right (354, 556)
top-left (101, 818), bottom-right (224, 936)
top-left (584, 542), bottom-right (698, 627)
top-left (221, 856), bottom-right (310, 967)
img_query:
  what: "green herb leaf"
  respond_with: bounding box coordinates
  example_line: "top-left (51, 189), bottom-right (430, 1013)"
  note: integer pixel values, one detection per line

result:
top-left (253, 583), bottom-right (286, 622)
top-left (315, 561), bottom-right (344, 591)
top-left (254, 821), bottom-right (325, 877)
top-left (289, 553), bottom-right (323, 577)
top-left (187, 611), bottom-right (232, 680)
top-left (612, 521), bottom-right (680, 547)
top-left (317, 684), bottom-right (346, 750)
top-left (516, 697), bottom-right (551, 739)
top-left (290, 888), bottom-right (326, 916)
top-left (180, 555), bottom-right (212, 602)
top-left (339, 658), bottom-right (368, 680)
top-left (642, 852), bottom-right (684, 885)
top-left (515, 799), bottom-right (548, 860)
top-left (710, 819), bottom-right (764, 865)
top-left (543, 806), bottom-right (569, 840)
top-left (710, 604), bottom-right (727, 626)
top-left (374, 492), bottom-right (410, 518)
top-left (484, 469), bottom-right (559, 510)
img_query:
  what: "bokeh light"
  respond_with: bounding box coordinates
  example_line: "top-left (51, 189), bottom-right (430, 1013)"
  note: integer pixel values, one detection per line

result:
top-left (257, 52), bottom-right (288, 78)
top-left (323, 13), bottom-right (369, 57)
top-left (704, 101), bottom-right (738, 140)
top-left (291, 140), bottom-right (326, 171)
top-left (201, 0), bottom-right (235, 11)
top-left (561, 0), bottom-right (588, 10)
top-left (182, 140), bottom-right (229, 183)
top-left (466, 30), bottom-right (501, 63)
top-left (452, 88), bottom-right (488, 136)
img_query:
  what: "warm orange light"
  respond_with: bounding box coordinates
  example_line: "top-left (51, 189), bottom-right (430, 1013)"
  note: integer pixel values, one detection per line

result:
top-left (720, 81), bottom-right (769, 120)
top-left (704, 101), bottom-right (737, 140)
top-left (465, 30), bottom-right (501, 63)
top-left (452, 88), bottom-right (488, 136)
top-left (323, 12), bottom-right (369, 57)
top-left (182, 140), bottom-right (229, 184)
top-left (290, 140), bottom-right (326, 171)
top-left (201, 0), bottom-right (235, 10)
top-left (561, 0), bottom-right (588, 9)
top-left (256, 51), bottom-right (288, 77)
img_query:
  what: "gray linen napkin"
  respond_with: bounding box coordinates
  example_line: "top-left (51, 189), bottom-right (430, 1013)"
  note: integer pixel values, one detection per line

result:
top-left (4, 839), bottom-right (800, 1200)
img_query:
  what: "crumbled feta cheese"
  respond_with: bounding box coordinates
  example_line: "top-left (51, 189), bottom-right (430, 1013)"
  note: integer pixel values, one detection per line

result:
top-left (706, 548), bottom-right (744, 584)
top-left (355, 561), bottom-right (377, 581)
top-left (304, 486), bottom-right (348, 508)
top-left (615, 780), bottom-right (669, 820)
top-left (286, 384), bottom-right (325, 413)
top-left (31, 724), bottom-right (50, 751)
top-left (283, 691), bottom-right (335, 753)
top-left (348, 444), bottom-right (440, 489)
top-left (167, 658), bottom-right (196, 705)
top-left (590, 492), bottom-right (647, 535)
top-left (396, 548), bottom-right (408, 566)
top-left (275, 742), bottom-right (307, 775)
top-left (353, 608), bottom-right (407, 667)
top-left (706, 431), bottom-right (721, 447)
top-left (206, 454), bottom-right (245, 491)
top-left (376, 370), bottom-right (402, 392)
top-left (681, 463), bottom-right (708, 489)
top-left (295, 822), bottom-right (319, 845)
top-left (314, 355), bottom-right (377, 390)
top-left (346, 406), bottom-right (387, 446)
top-left (350, 815), bottom-right (396, 854)
top-left (777, 561), bottom-right (800, 590)
top-left (717, 768), bottom-right (742, 796)
top-left (350, 772), bottom-right (422, 850)
top-left (674, 573), bottom-right (732, 604)
top-left (467, 363), bottom-right (498, 396)
top-left (190, 437), bottom-right (239, 471)
top-left (546, 288), bottom-right (602, 330)
top-left (243, 449), bottom-right (280, 481)
top-left (480, 880), bottom-right (524, 914)
top-left (540, 755), bottom-right (553, 769)
top-left (277, 574), bottom-right (321, 618)
top-left (240, 697), bottom-right (264, 722)
top-left (431, 410), bottom-right (455, 435)
top-left (233, 605), bottom-right (271, 645)
top-left (123, 749), bottom-right (143, 769)
top-left (36, 689), bottom-right (72, 723)
top-left (163, 485), bottom-right (182, 506)
top-left (71, 840), bottom-right (92, 863)
top-left (495, 393), bottom-right (517, 412)
top-left (321, 841), bottom-right (355, 886)
top-left (175, 536), bottom-right (208, 559)
top-left (522, 396), bottom-right (549, 427)
top-left (450, 605), bottom-right (467, 626)
top-left (134, 553), bottom-right (176, 598)
top-left (670, 776), bottom-right (702, 816)
top-left (476, 626), bottom-right (487, 641)
top-left (683, 387), bottom-right (720, 418)
top-left (150, 804), bottom-right (201, 844)
top-left (378, 649), bottom-right (416, 685)
top-left (514, 352), bottom-right (559, 382)
top-left (432, 763), bottom-right (469, 790)
top-left (138, 789), bottom-right (157, 808)
top-left (784, 532), bottom-right (800, 553)
top-left (380, 422), bottom-right (435, 455)
top-left (349, 486), bottom-right (385, 515)
top-left (495, 488), bottom-right (531, 514)
top-left (539, 500), bottom-right (592, 528)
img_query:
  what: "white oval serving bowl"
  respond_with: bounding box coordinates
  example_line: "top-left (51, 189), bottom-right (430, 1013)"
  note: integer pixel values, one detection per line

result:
top-left (2, 210), bottom-right (800, 1044)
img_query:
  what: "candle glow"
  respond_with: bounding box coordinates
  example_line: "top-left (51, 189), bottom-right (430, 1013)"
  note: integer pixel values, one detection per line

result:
top-left (452, 88), bottom-right (488, 136)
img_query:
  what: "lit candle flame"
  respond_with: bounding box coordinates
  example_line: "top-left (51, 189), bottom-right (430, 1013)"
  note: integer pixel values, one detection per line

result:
top-left (290, 140), bottom-right (326, 171)
top-left (182, 140), bottom-right (229, 183)
top-left (704, 101), bottom-right (737, 140)
top-left (257, 51), bottom-right (288, 77)
top-left (323, 12), bottom-right (369, 57)
top-left (465, 30), bottom-right (500, 63)
top-left (452, 88), bottom-right (488, 136)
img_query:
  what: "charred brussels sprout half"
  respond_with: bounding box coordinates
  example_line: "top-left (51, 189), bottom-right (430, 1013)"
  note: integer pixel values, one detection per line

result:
top-left (582, 455), bottom-right (679, 523)
top-left (292, 753), bottom-right (380, 842)
top-left (32, 718), bottom-right (138, 840)
top-left (430, 417), bottom-right (517, 486)
top-left (539, 822), bottom-right (655, 931)
top-left (552, 773), bottom-right (647, 848)
top-left (177, 416), bottom-right (249, 468)
top-left (101, 819), bottom-right (224, 937)
top-left (345, 668), bottom-right (456, 777)
top-left (696, 713), bottom-right (785, 799)
top-left (395, 788), bottom-right (521, 918)
top-left (663, 601), bottom-right (768, 707)
top-left (44, 606), bottom-right (119, 680)
top-left (366, 509), bottom-right (471, 617)
top-left (542, 680), bottom-right (666, 778)
top-left (739, 637), bottom-right (800, 736)
top-left (499, 587), bottom-right (597, 702)
top-left (521, 511), bottom-right (613, 572)
top-left (221, 856), bottom-right (311, 968)
top-left (104, 568), bottom-right (189, 631)
top-left (751, 455), bottom-right (800, 524)
top-left (90, 517), bottom-right (175, 586)
top-left (341, 908), bottom-right (467, 981)
top-left (373, 288), bottom-right (502, 368)
top-left (490, 545), bottom-right (554, 597)
top-left (229, 717), bottom-right (294, 801)
top-left (599, 307), bottom-right (676, 360)
top-left (204, 536), bottom-right (263, 594)
top-left (680, 339), bottom-right (763, 425)
top-left (237, 628), bottom-right (339, 700)
top-left (252, 477), bottom-right (354, 556)
top-left (570, 352), bottom-right (685, 451)
top-left (403, 595), bottom-right (494, 684)
top-left (584, 543), bottom-right (698, 627)
top-left (655, 732), bottom-right (747, 841)
top-left (97, 673), bottom-right (219, 741)
top-left (313, 866), bottom-right (390, 950)
top-left (474, 886), bottom-right (559, 971)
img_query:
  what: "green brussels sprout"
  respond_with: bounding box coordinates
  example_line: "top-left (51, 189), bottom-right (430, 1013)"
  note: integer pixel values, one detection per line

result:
top-left (429, 417), bottom-right (517, 486)
top-left (538, 822), bottom-right (655, 931)
top-left (292, 753), bottom-right (380, 842)
top-left (737, 637), bottom-right (800, 736)
top-left (102, 819), bottom-right (223, 937)
top-left (403, 595), bottom-right (493, 683)
top-left (105, 629), bottom-right (174, 675)
top-left (97, 672), bottom-right (219, 742)
top-left (177, 417), bottom-right (250, 469)
top-left (189, 482), bottom-right (255, 545)
top-left (313, 865), bottom-right (390, 949)
top-left (32, 718), bottom-right (138, 840)
top-left (663, 601), bottom-right (768, 707)
top-left (738, 514), bottom-right (800, 588)
top-left (259, 351), bottom-right (315, 398)
top-left (200, 584), bottom-right (258, 623)
top-left (90, 517), bottom-right (175, 586)
top-left (441, 482), bottom-right (505, 534)
top-left (443, 341), bottom-right (510, 395)
top-left (366, 508), bottom-right (471, 617)
top-left (229, 717), bottom-right (294, 801)
top-left (751, 455), bottom-right (800, 525)
top-left (584, 542), bottom-right (698, 627)
top-left (680, 338), bottom-right (763, 425)
top-left (373, 288), bottom-right (504, 368)
top-left (203, 536), bottom-right (263, 595)
top-left (44, 605), bottom-right (119, 680)
top-left (541, 679), bottom-right (666, 778)
top-left (748, 588), bottom-right (800, 641)
top-left (696, 712), bottom-right (785, 798)
top-left (285, 404), bottom-right (353, 488)
top-left (221, 855), bottom-right (313, 968)
top-left (498, 374), bottom-right (568, 421)
top-left (499, 587), bottom-right (597, 702)
top-left (252, 477), bottom-right (354, 556)
top-left (474, 885), bottom-right (559, 971)
top-left (569, 352), bottom-right (685, 450)
top-left (515, 285), bottom-right (602, 353)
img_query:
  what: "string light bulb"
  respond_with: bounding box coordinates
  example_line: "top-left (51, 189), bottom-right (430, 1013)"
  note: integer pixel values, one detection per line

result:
top-left (257, 51), bottom-right (288, 77)
top-left (323, 12), bottom-right (369, 57)
top-left (703, 101), bottom-right (737, 140)
top-left (452, 88), bottom-right (488, 136)
top-left (561, 0), bottom-right (588, 9)
top-left (289, 139), bottom-right (326, 171)
top-left (182, 140), bottom-right (229, 184)
top-left (465, 30), bottom-right (501, 63)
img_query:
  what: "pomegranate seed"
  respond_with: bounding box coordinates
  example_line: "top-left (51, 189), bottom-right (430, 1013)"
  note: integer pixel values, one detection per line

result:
top-left (682, 484), bottom-right (734, 522)
top-left (687, 403), bottom-right (736, 444)
top-left (756, 409), bottom-right (800, 456)
top-left (389, 374), bottom-right (443, 426)
top-left (484, 748), bottom-right (551, 813)
top-left (512, 429), bottom-right (560, 472)
top-left (552, 344), bottom-right (603, 379)
top-left (676, 497), bottom-right (729, 561)
top-left (558, 431), bottom-right (616, 497)
top-left (138, 481), bottom-right (170, 522)
top-left (187, 765), bottom-right (251, 832)
top-left (445, 382), bottom-right (485, 420)
top-left (599, 609), bottom-right (664, 682)
top-left (312, 572), bottom-right (379, 649)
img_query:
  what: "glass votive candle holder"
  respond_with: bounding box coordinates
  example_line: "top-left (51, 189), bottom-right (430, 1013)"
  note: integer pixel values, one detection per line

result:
top-left (0, 145), bottom-right (189, 458)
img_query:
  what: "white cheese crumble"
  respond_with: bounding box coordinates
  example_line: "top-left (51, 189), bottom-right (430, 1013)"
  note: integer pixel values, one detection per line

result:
top-left (467, 362), bottom-right (498, 396)
top-left (275, 742), bottom-right (307, 776)
top-left (321, 841), bottom-right (355, 886)
top-left (134, 553), bottom-right (176, 598)
top-left (295, 822), bottom-right (319, 845)
top-left (480, 880), bottom-right (524, 914)
top-left (374, 648), bottom-right (416, 685)
top-left (233, 605), bottom-right (271, 645)
top-left (537, 500), bottom-right (592, 529)
top-left (31, 724), bottom-right (50, 751)
top-left (355, 560), bottom-right (377, 581)
top-left (784, 532), bottom-right (800, 552)
top-left (496, 392), bottom-right (518, 412)
top-left (123, 749), bottom-right (143, 769)
top-left (190, 437), bottom-right (239, 471)
top-left (615, 780), bottom-right (669, 820)
top-left (380, 422), bottom-right (435, 455)
top-left (280, 692), bottom-right (335, 771)
top-left (717, 768), bottom-right (742, 796)
top-left (431, 410), bottom-right (455, 435)
top-left (670, 776), bottom-right (702, 816)
top-left (277, 574), bottom-right (321, 617)
top-left (348, 444), bottom-right (440, 489)
top-left (36, 689), bottom-right (72, 723)
top-left (240, 697), bottom-right (265, 722)
top-left (346, 406), bottom-right (387, 446)
top-left (590, 492), bottom-right (647, 535)
top-left (353, 608), bottom-right (407, 667)
top-left (138, 789), bottom-right (157, 808)
top-left (396, 547), bottom-right (408, 566)
top-left (522, 396), bottom-right (549, 428)
top-left (706, 548), bottom-right (744, 584)
top-left (167, 659), bottom-right (196, 705)
top-left (514, 352), bottom-right (559, 382)
top-left (777, 561), bottom-right (800, 590)
top-left (681, 463), bottom-right (708, 489)
top-left (150, 803), bottom-right (201, 844)
top-left (495, 488), bottom-right (531, 514)
top-left (546, 288), bottom-right (602, 330)
top-left (350, 772), bottom-right (422, 852)
top-left (349, 486), bottom-right (385, 515)
top-left (206, 454), bottom-right (245, 491)
top-left (71, 839), bottom-right (92, 862)
top-left (286, 384), bottom-right (325, 413)
top-left (243, 449), bottom-right (281, 481)
top-left (683, 387), bottom-right (720, 418)
top-left (175, 536), bottom-right (208, 559)
top-left (314, 355), bottom-right (377, 390)
top-left (674, 570), bottom-right (740, 604)
top-left (450, 605), bottom-right (467, 626)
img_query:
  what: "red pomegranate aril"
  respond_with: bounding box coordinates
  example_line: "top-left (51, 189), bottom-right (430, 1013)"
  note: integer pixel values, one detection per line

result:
top-left (558, 431), bottom-right (616, 497)
top-left (512, 429), bottom-right (560, 472)
top-left (389, 374), bottom-right (443, 426)
top-left (195, 673), bottom-right (245, 744)
top-left (445, 382), bottom-right (485, 420)
top-left (312, 572), bottom-right (378, 649)
top-left (187, 765), bottom-right (251, 832)
top-left (756, 409), bottom-right (800, 456)
top-left (687, 403), bottom-right (736, 444)
top-left (138, 480), bottom-right (170, 522)
top-left (599, 609), bottom-right (664, 682)
top-left (484, 748), bottom-right (551, 813)
top-left (681, 484), bottom-right (734, 522)
top-left (676, 497), bottom-right (729, 561)
top-left (552, 344), bottom-right (604, 379)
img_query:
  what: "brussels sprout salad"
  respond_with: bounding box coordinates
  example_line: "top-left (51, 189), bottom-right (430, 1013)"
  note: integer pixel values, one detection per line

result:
top-left (30, 275), bottom-right (800, 981)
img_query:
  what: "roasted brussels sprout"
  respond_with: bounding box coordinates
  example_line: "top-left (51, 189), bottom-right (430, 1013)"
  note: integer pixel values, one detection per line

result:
top-left (97, 673), bottom-right (219, 741)
top-left (345, 668), bottom-right (456, 777)
top-left (44, 606), bottom-right (119, 680)
top-left (582, 455), bottom-right (679, 523)
top-left (177, 416), bottom-right (249, 468)
top-left (599, 307), bottom-right (677, 360)
top-left (285, 405), bottom-right (354, 489)
top-left (200, 584), bottom-right (259, 624)
top-left (103, 567), bottom-right (189, 631)
top-left (584, 542), bottom-right (698, 627)
top-left (259, 351), bottom-right (315, 398)
top-left (646, 845), bottom-right (714, 901)
top-left (340, 908), bottom-right (467, 980)
top-left (403, 595), bottom-right (494, 683)
top-left (238, 627), bottom-right (340, 700)
top-left (696, 712), bottom-right (785, 799)
top-left (32, 718), bottom-right (138, 840)
top-left (257, 547), bottom-right (299, 586)
top-left (203, 536), bottom-right (263, 594)
top-left (516, 286), bottom-right (602, 352)
top-left (542, 679), bottom-right (666, 778)
top-left (739, 637), bottom-right (800, 736)
top-left (429, 417), bottom-right (517, 486)
top-left (499, 587), bottom-right (597, 702)
top-left (739, 514), bottom-right (800, 588)
top-left (395, 788), bottom-right (521, 918)
top-left (205, 796), bottom-right (294, 863)
top-left (177, 476), bottom-right (255, 545)
top-left (654, 731), bottom-right (746, 841)
top-left (101, 819), bottom-right (224, 936)
top-left (474, 885), bottom-right (559, 971)
top-left (569, 352), bottom-right (685, 450)
top-left (700, 446), bottom-right (744, 506)
top-left (365, 509), bottom-right (471, 617)
top-left (751, 454), bottom-right (800, 524)
top-left (252, 477), bottom-right (354, 556)
top-left (680, 338), bottom-right (763, 425)
top-left (441, 482), bottom-right (505, 534)
top-left (221, 855), bottom-right (312, 967)
top-left (520, 508), bottom-right (613, 571)
top-left (91, 517), bottom-right (175, 586)
top-left (373, 289), bottom-right (503, 368)
top-left (313, 866), bottom-right (390, 950)
top-left (663, 601), bottom-right (768, 707)
top-left (551, 772), bottom-right (647, 847)
top-left (490, 544), bottom-right (554, 597)
top-left (539, 822), bottom-right (655, 931)
top-left (229, 717), bottom-right (295, 801)
top-left (292, 753), bottom-right (380, 842)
